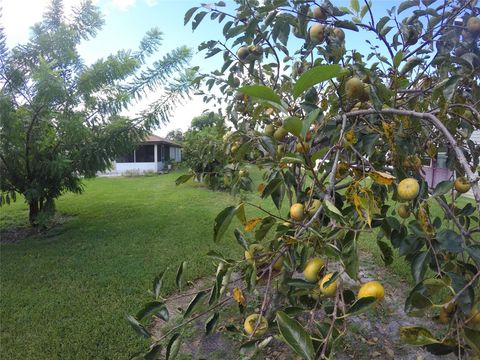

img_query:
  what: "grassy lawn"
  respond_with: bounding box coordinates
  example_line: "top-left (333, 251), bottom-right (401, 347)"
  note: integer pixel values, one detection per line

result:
top-left (0, 170), bottom-right (475, 359)
top-left (0, 173), bottom-right (241, 359)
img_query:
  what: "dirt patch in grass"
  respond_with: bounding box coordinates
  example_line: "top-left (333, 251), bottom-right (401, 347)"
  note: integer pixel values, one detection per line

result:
top-left (0, 214), bottom-right (75, 244)
top-left (148, 252), bottom-right (454, 360)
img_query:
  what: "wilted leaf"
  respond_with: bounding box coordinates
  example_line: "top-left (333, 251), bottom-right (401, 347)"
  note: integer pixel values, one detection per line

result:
top-left (400, 326), bottom-right (439, 346)
top-left (233, 287), bottom-right (246, 306)
top-left (369, 171), bottom-right (396, 186)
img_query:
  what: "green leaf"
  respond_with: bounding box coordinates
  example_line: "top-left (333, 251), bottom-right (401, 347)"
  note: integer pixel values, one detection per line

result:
top-left (284, 279), bottom-right (317, 289)
top-left (166, 333), bottom-right (182, 360)
top-left (466, 245), bottom-right (480, 267)
top-left (144, 344), bottom-right (163, 360)
top-left (400, 57), bottom-right (422, 75)
top-left (350, 0), bottom-right (360, 13)
top-left (238, 85), bottom-right (282, 104)
top-left (136, 301), bottom-right (167, 321)
top-left (283, 116), bottom-right (302, 137)
top-left (399, 326), bottom-right (439, 346)
top-left (334, 20), bottom-right (359, 32)
top-left (184, 7), bottom-right (199, 25)
top-left (394, 50), bottom-right (403, 69)
top-left (464, 328), bottom-right (480, 354)
top-left (324, 199), bottom-right (343, 218)
top-left (292, 64), bottom-right (342, 98)
top-left (411, 251), bottom-right (429, 284)
top-left (192, 11), bottom-right (208, 30)
top-left (175, 173), bottom-right (194, 185)
top-left (280, 156), bottom-right (305, 165)
top-left (346, 296), bottom-right (376, 315)
top-left (398, 0), bottom-right (419, 14)
top-left (125, 315), bottom-right (151, 338)
top-left (432, 180), bottom-right (453, 197)
top-left (276, 311), bottom-right (315, 360)
top-left (261, 178), bottom-right (283, 199)
top-left (205, 312), bottom-right (220, 335)
top-left (376, 16), bottom-right (390, 33)
top-left (213, 205), bottom-right (237, 242)
top-left (184, 290), bottom-right (207, 318)
top-left (255, 216), bottom-right (276, 241)
top-left (234, 228), bottom-right (249, 250)
top-left (437, 230), bottom-right (462, 253)
top-left (302, 108), bottom-right (321, 139)
top-left (176, 261), bottom-right (187, 290)
top-left (377, 240), bottom-right (394, 266)
top-left (152, 270), bottom-right (167, 299)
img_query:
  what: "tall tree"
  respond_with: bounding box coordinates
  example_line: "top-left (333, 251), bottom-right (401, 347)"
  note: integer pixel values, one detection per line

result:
top-left (0, 0), bottom-right (194, 225)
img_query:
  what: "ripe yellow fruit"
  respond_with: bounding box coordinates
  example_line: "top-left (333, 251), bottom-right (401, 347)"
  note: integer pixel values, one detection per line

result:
top-left (333, 28), bottom-right (345, 42)
top-left (313, 6), bottom-right (327, 20)
top-left (397, 178), bottom-right (420, 201)
top-left (397, 204), bottom-right (410, 219)
top-left (236, 46), bottom-right (250, 60)
top-left (274, 127), bottom-right (288, 141)
top-left (265, 124), bottom-right (275, 136)
top-left (454, 177), bottom-right (471, 194)
top-left (244, 314), bottom-right (268, 337)
top-left (290, 203), bottom-right (305, 221)
top-left (244, 244), bottom-right (265, 264)
top-left (319, 273), bottom-right (338, 297)
top-left (307, 199), bottom-right (321, 217)
top-left (345, 77), bottom-right (366, 100)
top-left (303, 257), bottom-right (325, 282)
top-left (467, 17), bottom-right (480, 36)
top-left (309, 24), bottom-right (326, 43)
top-left (358, 281), bottom-right (385, 301)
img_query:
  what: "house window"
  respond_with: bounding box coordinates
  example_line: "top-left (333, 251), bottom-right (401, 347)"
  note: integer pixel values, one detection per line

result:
top-left (135, 145), bottom-right (154, 162)
top-left (116, 151), bottom-right (134, 163)
top-left (157, 144), bottom-right (164, 161)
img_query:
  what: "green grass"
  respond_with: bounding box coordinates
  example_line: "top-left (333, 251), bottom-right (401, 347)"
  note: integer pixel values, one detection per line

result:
top-left (0, 173), bottom-right (241, 359)
top-left (1, 169), bottom-right (475, 359)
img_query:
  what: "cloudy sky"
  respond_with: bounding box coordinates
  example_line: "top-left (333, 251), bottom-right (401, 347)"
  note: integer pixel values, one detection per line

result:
top-left (2, 0), bottom-right (397, 136)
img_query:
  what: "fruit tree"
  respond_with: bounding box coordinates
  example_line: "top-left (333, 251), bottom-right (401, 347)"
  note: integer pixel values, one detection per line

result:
top-left (129, 0), bottom-right (480, 358)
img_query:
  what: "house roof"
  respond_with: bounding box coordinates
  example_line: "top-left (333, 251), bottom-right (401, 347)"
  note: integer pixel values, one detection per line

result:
top-left (142, 134), bottom-right (182, 147)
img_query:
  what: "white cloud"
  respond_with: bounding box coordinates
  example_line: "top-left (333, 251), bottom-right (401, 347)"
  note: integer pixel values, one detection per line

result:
top-left (110, 0), bottom-right (136, 11)
top-left (144, 0), bottom-right (157, 7)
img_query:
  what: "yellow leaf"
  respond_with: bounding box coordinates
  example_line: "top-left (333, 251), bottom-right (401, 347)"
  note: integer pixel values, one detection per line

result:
top-left (257, 183), bottom-right (265, 193)
top-left (233, 287), bottom-right (246, 306)
top-left (244, 217), bottom-right (262, 232)
top-left (369, 171), bottom-right (396, 186)
top-left (344, 129), bottom-right (358, 144)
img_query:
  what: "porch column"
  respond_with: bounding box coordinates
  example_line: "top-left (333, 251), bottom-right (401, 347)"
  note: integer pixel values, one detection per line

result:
top-left (154, 144), bottom-right (158, 166)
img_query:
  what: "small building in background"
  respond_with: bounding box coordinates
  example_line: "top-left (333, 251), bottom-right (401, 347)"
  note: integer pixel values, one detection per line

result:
top-left (105, 134), bottom-right (182, 175)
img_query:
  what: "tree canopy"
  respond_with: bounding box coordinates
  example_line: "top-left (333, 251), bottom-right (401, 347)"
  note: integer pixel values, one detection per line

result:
top-left (0, 0), bottom-right (194, 225)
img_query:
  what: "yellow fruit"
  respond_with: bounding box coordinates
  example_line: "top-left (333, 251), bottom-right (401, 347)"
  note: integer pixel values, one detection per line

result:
top-left (467, 17), bottom-right (480, 36)
top-left (244, 244), bottom-right (265, 264)
top-left (397, 204), bottom-right (410, 219)
top-left (333, 28), bottom-right (345, 42)
top-left (273, 256), bottom-right (284, 271)
top-left (454, 177), bottom-right (471, 194)
top-left (345, 77), bottom-right (366, 100)
top-left (309, 24), bottom-right (326, 43)
top-left (358, 281), bottom-right (385, 301)
top-left (239, 169), bottom-right (249, 177)
top-left (319, 273), bottom-right (338, 297)
top-left (265, 124), bottom-right (275, 136)
top-left (307, 199), bottom-right (321, 217)
top-left (397, 178), bottom-right (420, 201)
top-left (468, 306), bottom-right (480, 324)
top-left (295, 142), bottom-right (310, 154)
top-left (313, 6), bottom-right (327, 20)
top-left (236, 46), bottom-right (250, 60)
top-left (244, 314), bottom-right (268, 337)
top-left (231, 145), bottom-right (239, 154)
top-left (290, 203), bottom-right (305, 221)
top-left (274, 127), bottom-right (288, 141)
top-left (303, 258), bottom-right (325, 282)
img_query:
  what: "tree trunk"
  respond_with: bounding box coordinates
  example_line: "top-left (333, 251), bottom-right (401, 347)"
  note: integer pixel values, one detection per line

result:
top-left (29, 201), bottom-right (39, 226)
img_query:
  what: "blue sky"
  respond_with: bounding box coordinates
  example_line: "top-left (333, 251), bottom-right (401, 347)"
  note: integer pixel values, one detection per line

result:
top-left (2, 0), bottom-right (402, 135)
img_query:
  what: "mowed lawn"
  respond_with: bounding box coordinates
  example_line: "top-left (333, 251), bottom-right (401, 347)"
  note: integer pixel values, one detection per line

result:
top-left (0, 171), bottom-right (475, 359)
top-left (0, 173), bottom-right (242, 359)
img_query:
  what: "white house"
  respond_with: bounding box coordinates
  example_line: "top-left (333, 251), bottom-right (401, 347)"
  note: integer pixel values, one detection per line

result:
top-left (106, 134), bottom-right (182, 175)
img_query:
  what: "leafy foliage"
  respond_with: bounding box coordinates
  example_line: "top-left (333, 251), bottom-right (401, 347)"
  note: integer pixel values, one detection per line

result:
top-left (131, 0), bottom-right (480, 358)
top-left (0, 0), bottom-right (193, 225)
